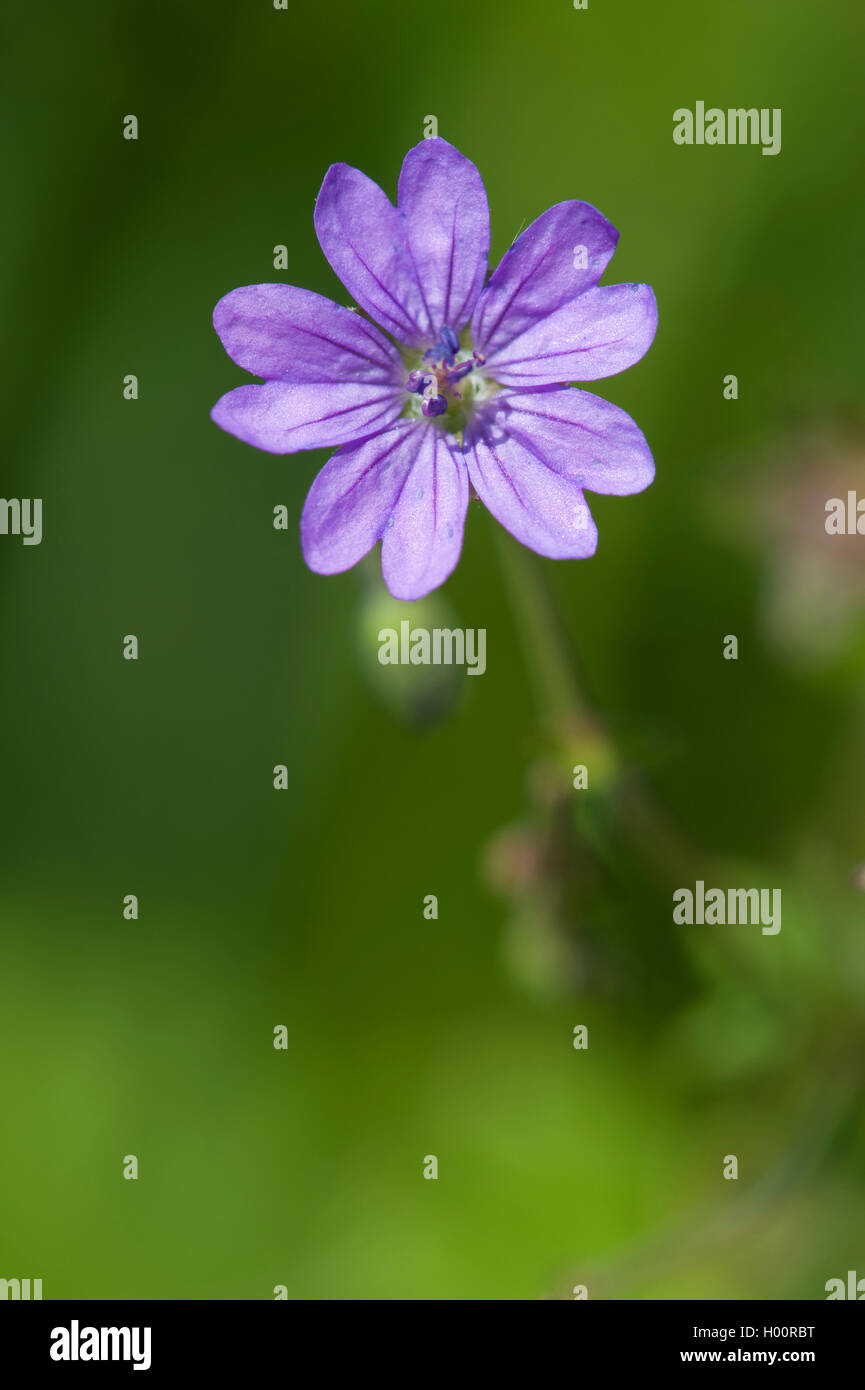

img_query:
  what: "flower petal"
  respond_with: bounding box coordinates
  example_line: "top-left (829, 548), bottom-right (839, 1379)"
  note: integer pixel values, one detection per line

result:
top-left (301, 420), bottom-right (469, 600)
top-left (380, 424), bottom-right (469, 600)
top-left (211, 379), bottom-right (402, 454)
top-left (397, 138), bottom-right (489, 337)
top-left (464, 415), bottom-right (598, 560)
top-left (472, 201), bottom-right (618, 359)
top-left (212, 284), bottom-right (404, 384)
top-left (314, 163), bottom-right (429, 347)
top-left (301, 421), bottom-right (418, 575)
top-left (483, 282), bottom-right (657, 386)
top-left (488, 387), bottom-right (654, 495)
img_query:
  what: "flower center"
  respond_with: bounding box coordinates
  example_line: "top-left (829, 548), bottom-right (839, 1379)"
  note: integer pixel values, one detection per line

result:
top-left (403, 325), bottom-right (497, 435)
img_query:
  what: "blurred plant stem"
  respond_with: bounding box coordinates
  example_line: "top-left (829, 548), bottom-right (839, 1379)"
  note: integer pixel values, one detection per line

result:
top-left (489, 543), bottom-right (865, 1298)
top-left (494, 527), bottom-right (593, 739)
top-left (493, 527), bottom-right (696, 881)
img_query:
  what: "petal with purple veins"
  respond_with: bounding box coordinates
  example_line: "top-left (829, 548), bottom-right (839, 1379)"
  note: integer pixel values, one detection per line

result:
top-left (483, 282), bottom-right (658, 386)
top-left (301, 419), bottom-right (468, 600)
top-left (211, 379), bottom-right (403, 454)
top-left (472, 201), bottom-right (619, 359)
top-left (301, 421), bottom-right (419, 575)
top-left (212, 284), bottom-right (405, 385)
top-left (487, 387), bottom-right (654, 495)
top-left (380, 424), bottom-right (469, 600)
top-left (397, 138), bottom-right (490, 339)
top-left (464, 415), bottom-right (598, 560)
top-left (314, 163), bottom-right (430, 347)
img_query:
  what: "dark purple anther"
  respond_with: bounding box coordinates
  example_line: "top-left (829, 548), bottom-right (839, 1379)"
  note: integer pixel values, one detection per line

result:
top-left (423, 324), bottom-right (460, 367)
top-left (440, 325), bottom-right (460, 358)
top-left (406, 369), bottom-right (430, 393)
top-left (421, 394), bottom-right (448, 417)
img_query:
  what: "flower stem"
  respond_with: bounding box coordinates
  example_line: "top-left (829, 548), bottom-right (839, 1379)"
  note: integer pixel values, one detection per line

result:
top-left (493, 527), bottom-right (588, 734)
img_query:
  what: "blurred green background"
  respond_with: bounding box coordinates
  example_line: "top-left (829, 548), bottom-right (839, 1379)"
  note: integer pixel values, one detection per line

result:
top-left (2, 0), bottom-right (865, 1300)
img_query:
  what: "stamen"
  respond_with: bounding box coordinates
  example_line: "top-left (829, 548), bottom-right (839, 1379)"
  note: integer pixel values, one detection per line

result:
top-left (446, 359), bottom-right (475, 383)
top-left (423, 324), bottom-right (460, 367)
top-left (440, 325), bottom-right (460, 358)
top-left (405, 333), bottom-right (490, 428)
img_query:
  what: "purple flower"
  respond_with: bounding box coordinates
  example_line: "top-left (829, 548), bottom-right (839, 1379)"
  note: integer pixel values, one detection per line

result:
top-left (211, 138), bottom-right (657, 600)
